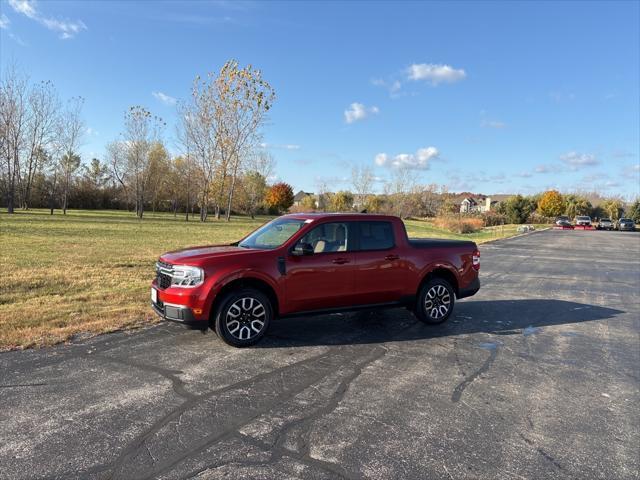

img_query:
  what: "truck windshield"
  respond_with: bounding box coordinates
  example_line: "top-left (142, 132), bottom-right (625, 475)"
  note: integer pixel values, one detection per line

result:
top-left (238, 218), bottom-right (307, 250)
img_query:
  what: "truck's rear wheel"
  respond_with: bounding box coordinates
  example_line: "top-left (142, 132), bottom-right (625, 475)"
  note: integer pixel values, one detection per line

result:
top-left (214, 288), bottom-right (272, 347)
top-left (416, 278), bottom-right (455, 324)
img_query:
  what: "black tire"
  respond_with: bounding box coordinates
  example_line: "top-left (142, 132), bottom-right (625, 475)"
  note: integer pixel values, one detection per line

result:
top-left (415, 278), bottom-right (455, 325)
top-left (213, 288), bottom-right (272, 347)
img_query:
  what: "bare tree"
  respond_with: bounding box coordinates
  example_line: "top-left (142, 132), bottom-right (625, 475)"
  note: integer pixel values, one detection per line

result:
top-left (217, 60), bottom-right (276, 221)
top-left (251, 149), bottom-right (275, 180)
top-left (0, 66), bottom-right (28, 213)
top-left (106, 140), bottom-right (131, 210)
top-left (315, 177), bottom-right (330, 211)
top-left (239, 150), bottom-right (275, 218)
top-left (351, 164), bottom-right (374, 210)
top-left (179, 81), bottom-right (220, 222)
top-left (179, 60), bottom-right (275, 222)
top-left (122, 106), bottom-right (165, 219)
top-left (384, 168), bottom-right (416, 218)
top-left (58, 97), bottom-right (85, 214)
top-left (21, 80), bottom-right (60, 209)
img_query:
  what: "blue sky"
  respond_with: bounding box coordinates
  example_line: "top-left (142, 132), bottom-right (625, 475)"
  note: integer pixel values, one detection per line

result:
top-left (1, 0), bottom-right (639, 198)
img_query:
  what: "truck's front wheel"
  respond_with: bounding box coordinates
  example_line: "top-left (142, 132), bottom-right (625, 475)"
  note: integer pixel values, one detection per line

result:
top-left (214, 288), bottom-right (272, 347)
top-left (416, 278), bottom-right (455, 324)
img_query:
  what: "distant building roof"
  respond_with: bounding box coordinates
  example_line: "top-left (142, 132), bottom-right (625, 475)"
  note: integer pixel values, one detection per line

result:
top-left (293, 190), bottom-right (314, 202)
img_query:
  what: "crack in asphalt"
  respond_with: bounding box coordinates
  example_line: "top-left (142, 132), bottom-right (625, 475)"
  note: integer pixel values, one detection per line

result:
top-left (519, 433), bottom-right (568, 475)
top-left (451, 346), bottom-right (498, 403)
top-left (0, 382), bottom-right (47, 388)
top-left (175, 345), bottom-right (388, 480)
top-left (86, 354), bottom-right (197, 401)
top-left (78, 348), bottom-right (340, 479)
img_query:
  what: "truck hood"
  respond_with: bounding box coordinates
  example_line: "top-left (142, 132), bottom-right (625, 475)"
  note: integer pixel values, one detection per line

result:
top-left (160, 244), bottom-right (256, 264)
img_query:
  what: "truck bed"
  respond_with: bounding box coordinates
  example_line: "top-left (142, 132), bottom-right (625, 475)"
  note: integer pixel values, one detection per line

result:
top-left (408, 238), bottom-right (477, 249)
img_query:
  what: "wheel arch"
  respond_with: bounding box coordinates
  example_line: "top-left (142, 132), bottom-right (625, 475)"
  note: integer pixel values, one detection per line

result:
top-left (210, 277), bottom-right (280, 323)
top-left (418, 267), bottom-right (459, 297)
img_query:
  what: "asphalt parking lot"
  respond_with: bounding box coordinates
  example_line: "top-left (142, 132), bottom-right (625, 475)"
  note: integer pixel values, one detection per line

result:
top-left (1, 229), bottom-right (639, 480)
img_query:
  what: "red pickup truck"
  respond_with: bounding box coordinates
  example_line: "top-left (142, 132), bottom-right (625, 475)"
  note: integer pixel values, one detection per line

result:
top-left (151, 213), bottom-right (480, 346)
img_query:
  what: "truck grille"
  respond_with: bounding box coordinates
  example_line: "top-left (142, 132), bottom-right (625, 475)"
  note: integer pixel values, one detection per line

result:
top-left (156, 261), bottom-right (173, 290)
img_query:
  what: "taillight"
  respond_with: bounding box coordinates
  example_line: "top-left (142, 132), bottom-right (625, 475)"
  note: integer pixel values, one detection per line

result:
top-left (472, 250), bottom-right (480, 270)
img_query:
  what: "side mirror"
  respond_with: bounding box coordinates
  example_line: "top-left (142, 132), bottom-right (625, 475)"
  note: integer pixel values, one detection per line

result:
top-left (292, 242), bottom-right (314, 256)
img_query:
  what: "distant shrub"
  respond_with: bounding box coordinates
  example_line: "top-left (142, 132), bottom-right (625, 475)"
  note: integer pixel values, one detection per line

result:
top-left (434, 216), bottom-right (484, 234)
top-left (527, 212), bottom-right (554, 224)
top-left (482, 212), bottom-right (507, 227)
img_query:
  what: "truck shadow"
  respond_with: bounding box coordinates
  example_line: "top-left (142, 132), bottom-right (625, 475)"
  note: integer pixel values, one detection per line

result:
top-left (260, 299), bottom-right (624, 348)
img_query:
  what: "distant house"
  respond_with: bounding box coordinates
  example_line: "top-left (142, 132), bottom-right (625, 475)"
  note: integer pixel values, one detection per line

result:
top-left (460, 197), bottom-right (478, 213)
top-left (459, 195), bottom-right (512, 213)
top-left (293, 190), bottom-right (315, 207)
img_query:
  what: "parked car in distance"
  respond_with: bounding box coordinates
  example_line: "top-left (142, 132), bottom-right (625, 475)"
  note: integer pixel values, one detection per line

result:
top-left (575, 216), bottom-right (592, 226)
top-left (555, 215), bottom-right (571, 226)
top-left (151, 213), bottom-right (481, 347)
top-left (597, 218), bottom-right (614, 230)
top-left (617, 218), bottom-right (636, 231)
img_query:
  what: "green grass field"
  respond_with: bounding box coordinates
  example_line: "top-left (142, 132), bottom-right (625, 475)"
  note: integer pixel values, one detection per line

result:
top-left (0, 209), bottom-right (544, 350)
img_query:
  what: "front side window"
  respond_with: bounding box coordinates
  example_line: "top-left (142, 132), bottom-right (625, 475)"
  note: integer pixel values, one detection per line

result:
top-left (239, 218), bottom-right (306, 250)
top-left (297, 222), bottom-right (349, 253)
top-left (357, 222), bottom-right (394, 250)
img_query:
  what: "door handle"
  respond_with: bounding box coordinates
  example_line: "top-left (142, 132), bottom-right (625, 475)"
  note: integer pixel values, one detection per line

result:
top-left (332, 258), bottom-right (350, 265)
top-left (385, 254), bottom-right (399, 261)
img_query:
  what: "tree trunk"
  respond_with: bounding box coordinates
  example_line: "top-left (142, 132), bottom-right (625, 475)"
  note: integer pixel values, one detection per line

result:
top-left (7, 190), bottom-right (15, 214)
top-left (62, 179), bottom-right (68, 215)
top-left (225, 168), bottom-right (239, 222)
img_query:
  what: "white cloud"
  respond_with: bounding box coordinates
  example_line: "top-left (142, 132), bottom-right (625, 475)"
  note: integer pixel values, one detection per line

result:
top-left (0, 13), bottom-right (10, 29)
top-left (371, 78), bottom-right (403, 98)
top-left (560, 151), bottom-right (599, 168)
top-left (406, 63), bottom-right (466, 85)
top-left (8, 0), bottom-right (87, 39)
top-left (259, 143), bottom-right (300, 150)
top-left (8, 0), bottom-right (36, 17)
top-left (625, 163), bottom-right (640, 175)
top-left (534, 164), bottom-right (562, 174)
top-left (344, 103), bottom-right (379, 124)
top-left (481, 119), bottom-right (507, 129)
top-left (152, 91), bottom-right (177, 106)
top-left (375, 147), bottom-right (439, 170)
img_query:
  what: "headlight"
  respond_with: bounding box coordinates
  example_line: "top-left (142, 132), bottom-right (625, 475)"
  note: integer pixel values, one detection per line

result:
top-left (171, 265), bottom-right (204, 287)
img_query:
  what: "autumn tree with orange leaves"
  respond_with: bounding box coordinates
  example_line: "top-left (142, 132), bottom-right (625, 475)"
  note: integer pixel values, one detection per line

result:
top-left (265, 182), bottom-right (294, 213)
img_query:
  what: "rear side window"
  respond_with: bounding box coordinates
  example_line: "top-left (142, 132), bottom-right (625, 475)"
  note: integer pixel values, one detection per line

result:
top-left (357, 222), bottom-right (394, 251)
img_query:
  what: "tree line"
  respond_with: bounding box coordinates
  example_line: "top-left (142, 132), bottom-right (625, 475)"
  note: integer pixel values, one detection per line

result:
top-left (1, 60), bottom-right (279, 220)
top-left (2, 62), bottom-right (638, 223)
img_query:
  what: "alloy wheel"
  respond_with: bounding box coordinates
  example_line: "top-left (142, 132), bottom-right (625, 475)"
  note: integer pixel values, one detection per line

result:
top-left (424, 284), bottom-right (451, 319)
top-left (226, 297), bottom-right (266, 340)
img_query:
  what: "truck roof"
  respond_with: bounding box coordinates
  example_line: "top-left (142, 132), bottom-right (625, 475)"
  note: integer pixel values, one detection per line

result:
top-left (283, 212), bottom-right (400, 222)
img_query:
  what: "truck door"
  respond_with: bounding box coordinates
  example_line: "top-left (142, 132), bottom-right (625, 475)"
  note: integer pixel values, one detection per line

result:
top-left (285, 222), bottom-right (357, 312)
top-left (352, 221), bottom-right (407, 304)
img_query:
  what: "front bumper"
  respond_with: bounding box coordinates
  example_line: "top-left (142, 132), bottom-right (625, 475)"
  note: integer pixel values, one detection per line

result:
top-left (151, 300), bottom-right (198, 323)
top-left (151, 279), bottom-right (211, 323)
